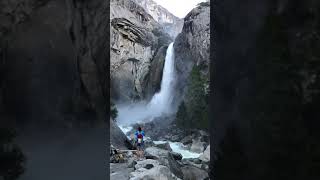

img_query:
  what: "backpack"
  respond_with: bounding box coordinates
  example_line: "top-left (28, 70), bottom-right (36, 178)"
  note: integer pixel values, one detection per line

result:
top-left (137, 131), bottom-right (143, 144)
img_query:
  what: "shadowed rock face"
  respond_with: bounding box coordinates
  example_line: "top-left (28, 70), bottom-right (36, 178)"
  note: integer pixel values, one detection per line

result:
top-left (0, 1), bottom-right (109, 179)
top-left (0, 0), bottom-right (109, 126)
top-left (213, 0), bottom-right (320, 179)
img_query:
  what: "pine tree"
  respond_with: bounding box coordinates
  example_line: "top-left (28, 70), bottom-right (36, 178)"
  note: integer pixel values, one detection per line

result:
top-left (184, 65), bottom-right (209, 129)
top-left (175, 101), bottom-right (188, 128)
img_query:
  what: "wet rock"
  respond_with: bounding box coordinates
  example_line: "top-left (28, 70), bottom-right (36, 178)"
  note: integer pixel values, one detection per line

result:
top-left (154, 142), bottom-right (172, 151)
top-left (170, 152), bottom-right (183, 161)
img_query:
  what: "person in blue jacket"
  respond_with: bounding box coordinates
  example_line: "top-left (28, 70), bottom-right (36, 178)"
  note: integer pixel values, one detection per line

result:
top-left (135, 126), bottom-right (145, 159)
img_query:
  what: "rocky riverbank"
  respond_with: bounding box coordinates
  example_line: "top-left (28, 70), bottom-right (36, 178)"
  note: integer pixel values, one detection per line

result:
top-left (110, 142), bottom-right (210, 180)
top-left (111, 116), bottom-right (210, 180)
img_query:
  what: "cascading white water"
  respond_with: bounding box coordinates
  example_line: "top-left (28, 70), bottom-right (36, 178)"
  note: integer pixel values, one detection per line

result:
top-left (117, 42), bottom-right (176, 125)
top-left (147, 42), bottom-right (176, 116)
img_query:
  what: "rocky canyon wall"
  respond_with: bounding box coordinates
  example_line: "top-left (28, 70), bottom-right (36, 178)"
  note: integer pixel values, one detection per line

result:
top-left (173, 2), bottom-right (210, 107)
top-left (110, 0), bottom-right (172, 102)
top-left (0, 0), bottom-right (109, 127)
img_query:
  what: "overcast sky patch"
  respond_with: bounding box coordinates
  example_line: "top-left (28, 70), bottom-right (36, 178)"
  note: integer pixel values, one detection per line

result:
top-left (153, 0), bottom-right (207, 18)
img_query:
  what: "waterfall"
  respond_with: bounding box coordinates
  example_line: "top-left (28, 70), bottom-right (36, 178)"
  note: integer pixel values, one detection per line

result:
top-left (117, 42), bottom-right (176, 125)
top-left (147, 42), bottom-right (176, 116)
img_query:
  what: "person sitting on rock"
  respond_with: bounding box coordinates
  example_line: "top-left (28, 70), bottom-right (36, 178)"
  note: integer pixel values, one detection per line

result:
top-left (135, 126), bottom-right (145, 160)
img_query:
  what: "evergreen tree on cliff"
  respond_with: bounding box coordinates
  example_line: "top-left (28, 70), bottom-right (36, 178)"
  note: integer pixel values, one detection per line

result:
top-left (177, 65), bottom-right (208, 130)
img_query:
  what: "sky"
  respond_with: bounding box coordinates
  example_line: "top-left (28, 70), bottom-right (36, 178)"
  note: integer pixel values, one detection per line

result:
top-left (153, 0), bottom-right (207, 18)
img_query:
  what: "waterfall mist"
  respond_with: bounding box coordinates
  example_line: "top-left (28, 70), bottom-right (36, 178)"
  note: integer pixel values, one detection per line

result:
top-left (117, 42), bottom-right (176, 126)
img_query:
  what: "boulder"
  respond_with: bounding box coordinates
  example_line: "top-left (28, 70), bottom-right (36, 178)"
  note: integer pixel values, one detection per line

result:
top-left (168, 152), bottom-right (184, 179)
top-left (181, 165), bottom-right (209, 180)
top-left (145, 146), bottom-right (183, 178)
top-left (190, 138), bottom-right (206, 153)
top-left (110, 120), bottom-right (133, 149)
top-left (170, 152), bottom-right (183, 161)
top-left (145, 147), bottom-right (169, 159)
top-left (154, 142), bottom-right (172, 151)
top-left (130, 159), bottom-right (178, 180)
top-left (181, 159), bottom-right (202, 169)
top-left (111, 163), bottom-right (134, 180)
top-left (181, 135), bottom-right (193, 145)
top-left (127, 159), bottom-right (137, 168)
top-left (199, 145), bottom-right (210, 162)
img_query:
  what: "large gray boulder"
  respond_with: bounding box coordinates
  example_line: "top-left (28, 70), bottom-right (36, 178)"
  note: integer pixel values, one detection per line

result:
top-left (190, 138), bottom-right (206, 153)
top-left (130, 159), bottom-right (178, 180)
top-left (111, 163), bottom-right (134, 180)
top-left (199, 145), bottom-right (210, 162)
top-left (110, 120), bottom-right (133, 149)
top-left (145, 147), bottom-right (169, 160)
top-left (181, 165), bottom-right (209, 180)
top-left (145, 146), bottom-right (185, 179)
top-left (168, 152), bottom-right (184, 179)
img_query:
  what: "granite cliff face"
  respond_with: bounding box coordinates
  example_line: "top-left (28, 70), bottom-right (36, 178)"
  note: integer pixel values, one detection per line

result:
top-left (0, 0), bottom-right (173, 125)
top-left (0, 0), bottom-right (109, 126)
top-left (212, 0), bottom-right (320, 179)
top-left (173, 2), bottom-right (210, 103)
top-left (110, 0), bottom-right (172, 102)
top-left (133, 0), bottom-right (183, 39)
